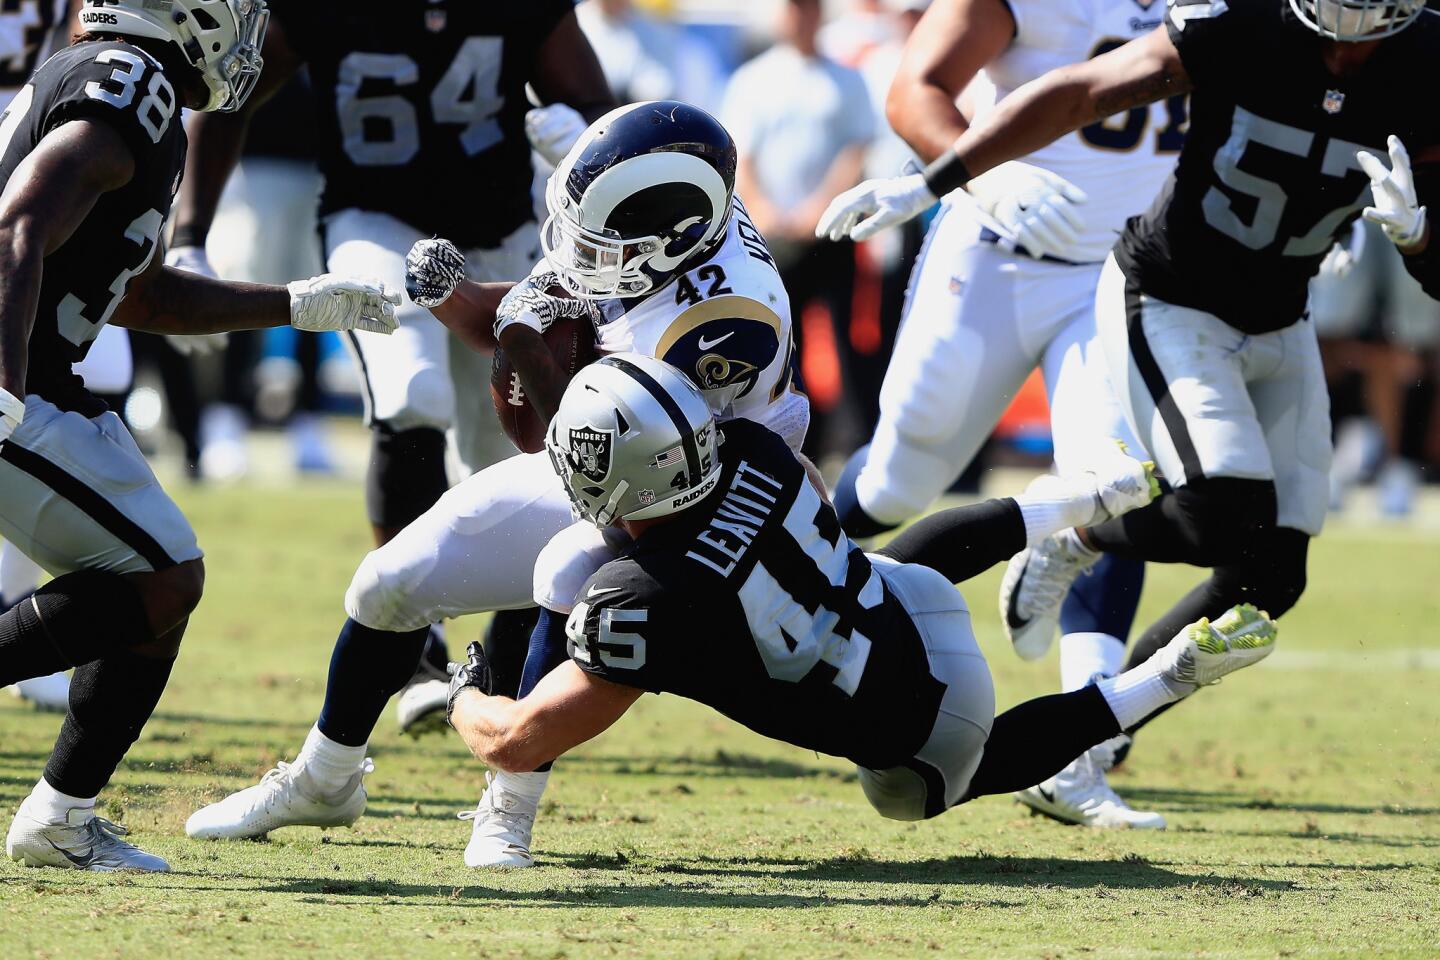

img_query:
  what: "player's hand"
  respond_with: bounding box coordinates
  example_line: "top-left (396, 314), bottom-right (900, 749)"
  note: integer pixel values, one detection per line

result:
top-left (816, 173), bottom-right (937, 243)
top-left (163, 245), bottom-right (228, 354)
top-left (1358, 135), bottom-right (1428, 251)
top-left (446, 642), bottom-right (495, 728)
top-left (405, 237), bottom-right (467, 308)
top-left (1319, 220), bottom-right (1366, 279)
top-left (0, 386), bottom-right (24, 446)
top-left (526, 103), bottom-right (588, 168)
top-left (965, 161), bottom-right (1088, 261)
top-left (288, 275), bottom-right (401, 335)
top-left (494, 269), bottom-right (597, 339)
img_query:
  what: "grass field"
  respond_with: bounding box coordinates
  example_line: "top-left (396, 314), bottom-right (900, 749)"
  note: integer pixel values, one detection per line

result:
top-left (3, 477), bottom-right (1438, 959)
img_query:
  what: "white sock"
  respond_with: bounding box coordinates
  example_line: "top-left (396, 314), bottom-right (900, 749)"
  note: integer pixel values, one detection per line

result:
top-left (493, 769), bottom-right (550, 805)
top-left (0, 541), bottom-right (43, 605)
top-left (296, 725), bottom-right (368, 795)
top-left (1096, 666), bottom-right (1194, 730)
top-left (1017, 483), bottom-right (1101, 547)
top-left (1059, 632), bottom-right (1127, 693)
top-left (27, 777), bottom-right (96, 824)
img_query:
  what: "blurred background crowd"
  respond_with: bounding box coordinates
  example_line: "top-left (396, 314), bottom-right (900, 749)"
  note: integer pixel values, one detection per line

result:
top-left (120, 0), bottom-right (1439, 517)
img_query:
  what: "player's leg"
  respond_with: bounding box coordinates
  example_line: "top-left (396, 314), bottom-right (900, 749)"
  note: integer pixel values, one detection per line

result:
top-left (835, 207), bottom-right (1036, 537)
top-left (459, 521), bottom-right (633, 868)
top-left (1015, 308), bottom-right (1161, 827)
top-left (0, 399), bottom-right (203, 871)
top-left (185, 453), bottom-right (576, 842)
top-left (1114, 321), bottom-right (1328, 731)
top-left (326, 209), bottom-right (455, 546)
top-left (1004, 257), bottom-right (1281, 643)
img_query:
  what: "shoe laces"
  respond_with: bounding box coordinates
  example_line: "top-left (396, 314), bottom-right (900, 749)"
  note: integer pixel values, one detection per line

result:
top-left (1019, 536), bottom-right (1095, 615)
top-left (80, 816), bottom-right (142, 855)
top-left (458, 772), bottom-right (534, 830)
top-left (1057, 753), bottom-right (1127, 812)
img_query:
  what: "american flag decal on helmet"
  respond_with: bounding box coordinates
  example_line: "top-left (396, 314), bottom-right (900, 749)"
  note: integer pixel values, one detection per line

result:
top-left (652, 445), bottom-right (686, 469)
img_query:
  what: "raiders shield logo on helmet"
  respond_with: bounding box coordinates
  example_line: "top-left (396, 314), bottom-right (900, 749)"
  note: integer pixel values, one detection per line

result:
top-left (567, 425), bottom-right (614, 484)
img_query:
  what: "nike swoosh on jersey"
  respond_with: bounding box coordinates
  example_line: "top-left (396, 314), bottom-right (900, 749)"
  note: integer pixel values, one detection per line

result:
top-left (697, 331), bottom-right (734, 351)
top-left (586, 585), bottom-right (624, 599)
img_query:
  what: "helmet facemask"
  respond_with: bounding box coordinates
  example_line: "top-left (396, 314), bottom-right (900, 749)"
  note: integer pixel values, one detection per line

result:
top-left (1288, 0), bottom-right (1425, 41)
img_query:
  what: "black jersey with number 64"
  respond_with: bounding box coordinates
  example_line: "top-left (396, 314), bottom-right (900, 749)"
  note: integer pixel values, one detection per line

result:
top-left (565, 419), bottom-right (947, 771)
top-left (0, 41), bottom-right (185, 415)
top-left (270, 0), bottom-right (575, 248)
top-left (1116, 0), bottom-right (1440, 333)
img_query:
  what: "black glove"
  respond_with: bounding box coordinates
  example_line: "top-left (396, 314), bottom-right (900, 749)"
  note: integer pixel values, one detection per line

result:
top-left (446, 641), bottom-right (495, 728)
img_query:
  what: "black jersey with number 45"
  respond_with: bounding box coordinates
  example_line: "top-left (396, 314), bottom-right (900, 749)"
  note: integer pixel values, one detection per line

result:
top-left (1115, 0), bottom-right (1440, 333)
top-left (270, 0), bottom-right (575, 248)
top-left (0, 41), bottom-right (184, 415)
top-left (565, 419), bottom-right (947, 771)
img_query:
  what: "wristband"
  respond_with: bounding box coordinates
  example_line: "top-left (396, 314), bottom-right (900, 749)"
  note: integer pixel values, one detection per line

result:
top-left (922, 149), bottom-right (973, 198)
top-left (170, 225), bottom-right (206, 250)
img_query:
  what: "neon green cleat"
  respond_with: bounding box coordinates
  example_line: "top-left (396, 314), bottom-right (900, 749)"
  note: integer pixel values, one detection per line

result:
top-left (1158, 604), bottom-right (1278, 687)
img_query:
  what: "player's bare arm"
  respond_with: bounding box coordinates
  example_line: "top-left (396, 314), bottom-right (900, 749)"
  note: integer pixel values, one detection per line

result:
top-left (169, 18), bottom-right (301, 250)
top-left (885, 0), bottom-right (1015, 163)
top-left (530, 8), bottom-right (614, 123)
top-left (0, 119), bottom-right (135, 395)
top-left (450, 655), bottom-right (641, 773)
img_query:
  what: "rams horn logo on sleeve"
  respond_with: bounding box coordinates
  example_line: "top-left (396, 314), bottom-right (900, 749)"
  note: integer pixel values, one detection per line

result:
top-left (656, 296), bottom-right (782, 400)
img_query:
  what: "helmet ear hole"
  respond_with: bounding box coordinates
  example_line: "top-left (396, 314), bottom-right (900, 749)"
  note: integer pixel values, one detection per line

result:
top-left (190, 6), bottom-right (220, 29)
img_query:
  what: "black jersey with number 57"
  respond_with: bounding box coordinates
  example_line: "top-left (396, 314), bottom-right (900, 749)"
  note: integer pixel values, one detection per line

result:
top-left (0, 41), bottom-right (185, 415)
top-left (565, 419), bottom-right (947, 771)
top-left (1115, 0), bottom-right (1440, 333)
top-left (270, 0), bottom-right (575, 248)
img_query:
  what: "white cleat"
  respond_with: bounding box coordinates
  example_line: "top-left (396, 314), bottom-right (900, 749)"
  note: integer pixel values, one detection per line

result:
top-left (1084, 442), bottom-right (1160, 526)
top-left (1000, 531), bottom-right (1101, 661)
top-left (1016, 749), bottom-right (1166, 829)
top-left (7, 802), bottom-right (169, 871)
top-left (10, 672), bottom-right (71, 712)
top-left (460, 772), bottom-right (536, 868)
top-left (185, 758), bottom-right (372, 840)
top-left (1151, 603), bottom-right (1278, 687)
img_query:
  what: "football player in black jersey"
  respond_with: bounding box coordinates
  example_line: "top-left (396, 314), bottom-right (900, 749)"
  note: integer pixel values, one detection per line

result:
top-left (817, 0), bottom-right (1439, 777)
top-left (169, 0), bottom-right (614, 733)
top-left (442, 353), bottom-right (1275, 835)
top-left (0, 0), bottom-right (404, 872)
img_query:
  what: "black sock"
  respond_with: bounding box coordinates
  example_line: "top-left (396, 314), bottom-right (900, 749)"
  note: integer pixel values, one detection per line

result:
top-left (1086, 478), bottom-right (1276, 565)
top-left (958, 687), bottom-right (1120, 802)
top-left (44, 651), bottom-right (176, 798)
top-left (0, 570), bottom-right (152, 686)
top-left (484, 607), bottom-right (541, 700)
top-left (316, 618), bottom-right (428, 747)
top-left (513, 608), bottom-right (570, 773)
top-left (877, 498), bottom-right (1025, 583)
top-left (367, 427), bottom-right (451, 529)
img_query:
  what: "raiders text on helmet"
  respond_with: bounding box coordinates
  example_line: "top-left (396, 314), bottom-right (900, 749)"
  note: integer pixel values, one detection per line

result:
top-left (542, 100), bottom-right (737, 301)
top-left (80, 0), bottom-right (268, 111)
top-left (545, 353), bottom-right (722, 526)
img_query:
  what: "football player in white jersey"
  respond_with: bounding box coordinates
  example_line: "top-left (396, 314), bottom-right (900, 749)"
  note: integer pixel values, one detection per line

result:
top-left (185, 102), bottom-right (811, 867)
top-left (818, 0), bottom-right (1186, 827)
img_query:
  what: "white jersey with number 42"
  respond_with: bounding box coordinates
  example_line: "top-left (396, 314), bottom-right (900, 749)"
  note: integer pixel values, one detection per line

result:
top-left (966, 0), bottom-right (1187, 263)
top-left (589, 197), bottom-right (806, 448)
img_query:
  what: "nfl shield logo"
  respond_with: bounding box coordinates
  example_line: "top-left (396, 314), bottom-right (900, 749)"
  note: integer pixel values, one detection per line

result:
top-left (1322, 90), bottom-right (1345, 115)
top-left (567, 425), bottom-right (614, 484)
top-left (425, 8), bottom-right (446, 32)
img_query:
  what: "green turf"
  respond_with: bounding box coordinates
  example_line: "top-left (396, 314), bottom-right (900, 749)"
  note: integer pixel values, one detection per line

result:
top-left (3, 479), bottom-right (1438, 959)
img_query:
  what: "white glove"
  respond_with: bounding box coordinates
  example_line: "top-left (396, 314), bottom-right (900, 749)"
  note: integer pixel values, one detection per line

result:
top-left (163, 245), bottom-right (227, 355)
top-left (0, 386), bottom-right (23, 446)
top-left (287, 275), bottom-right (401, 334)
top-left (526, 104), bottom-right (588, 168)
top-left (406, 237), bottom-right (467, 308)
top-left (964, 161), bottom-right (1088, 260)
top-left (1358, 135), bottom-right (1428, 249)
top-left (816, 173), bottom-right (937, 243)
top-left (494, 268), bottom-right (597, 339)
top-left (1318, 219), bottom-right (1367, 279)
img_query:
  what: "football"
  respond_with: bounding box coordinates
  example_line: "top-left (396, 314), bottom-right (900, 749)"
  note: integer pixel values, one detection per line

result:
top-left (490, 312), bottom-right (599, 454)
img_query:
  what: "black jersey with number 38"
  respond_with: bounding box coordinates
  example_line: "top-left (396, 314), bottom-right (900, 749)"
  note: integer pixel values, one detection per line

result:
top-left (565, 419), bottom-right (947, 771)
top-left (1116, 0), bottom-right (1440, 333)
top-left (270, 0), bottom-right (575, 248)
top-left (0, 41), bottom-right (185, 415)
